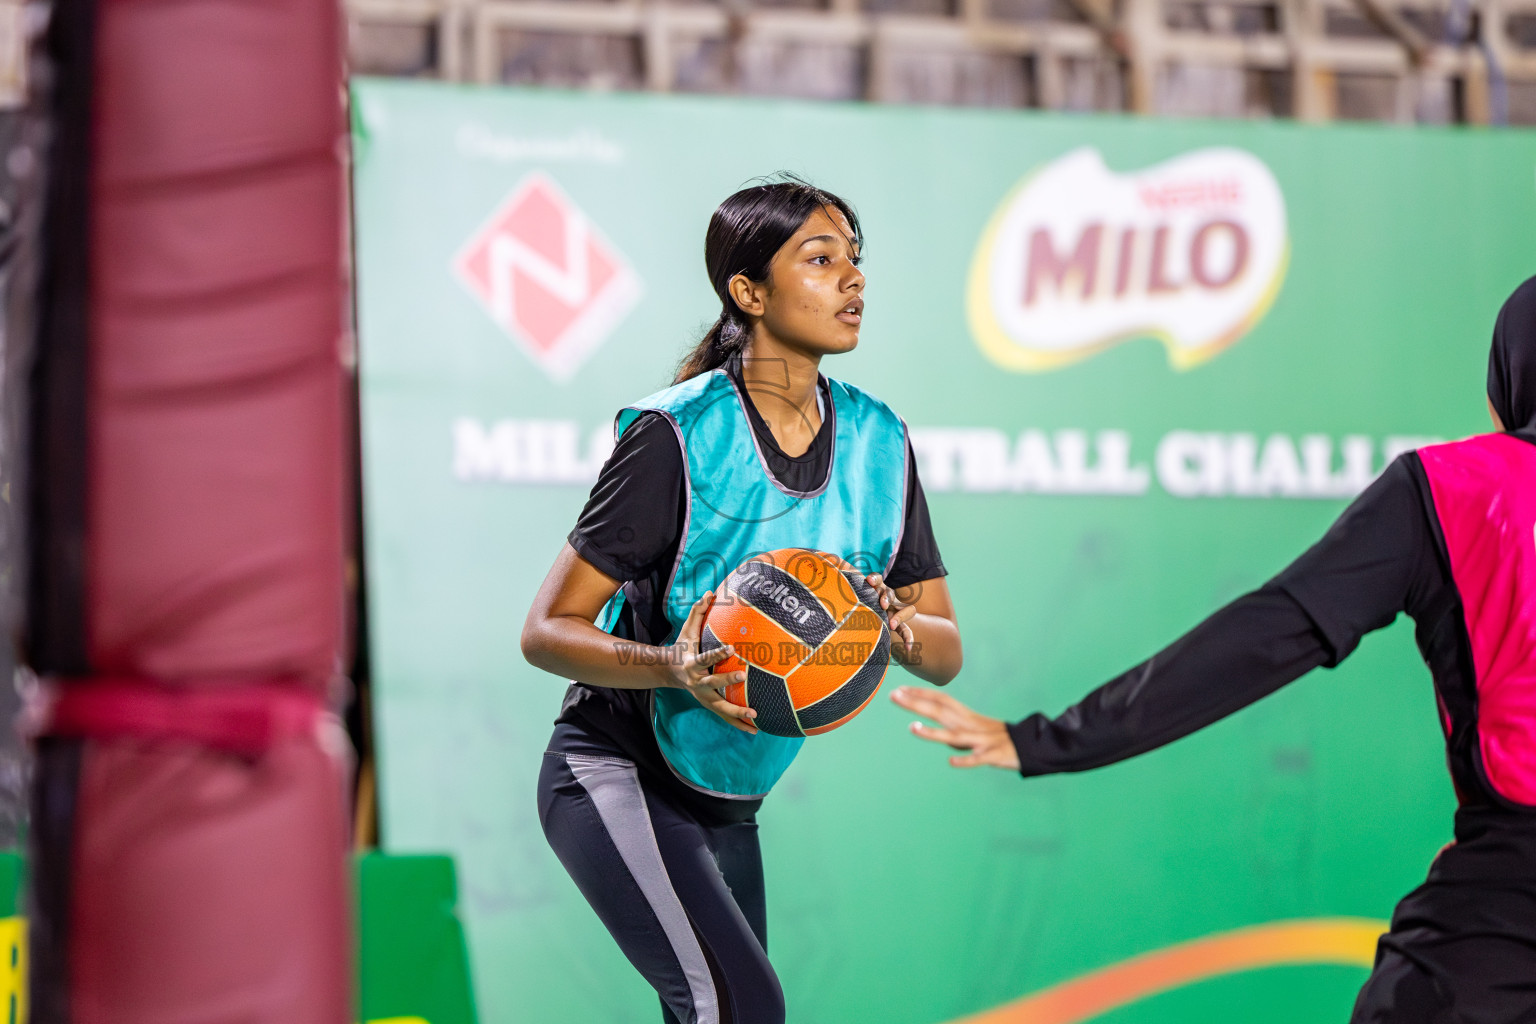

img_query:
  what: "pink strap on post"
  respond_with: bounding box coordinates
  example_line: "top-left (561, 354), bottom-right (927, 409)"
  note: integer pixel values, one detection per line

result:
top-left (40, 679), bottom-right (330, 758)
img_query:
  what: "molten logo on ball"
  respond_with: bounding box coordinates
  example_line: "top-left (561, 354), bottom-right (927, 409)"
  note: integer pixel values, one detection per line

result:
top-left (967, 147), bottom-right (1288, 372)
top-left (732, 569), bottom-right (823, 628)
top-left (455, 172), bottom-right (642, 381)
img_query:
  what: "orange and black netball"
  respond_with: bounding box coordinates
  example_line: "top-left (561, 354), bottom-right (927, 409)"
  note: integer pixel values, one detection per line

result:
top-left (700, 548), bottom-right (891, 737)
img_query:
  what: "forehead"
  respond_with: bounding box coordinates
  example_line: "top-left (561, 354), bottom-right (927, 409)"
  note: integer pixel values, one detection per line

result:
top-left (791, 205), bottom-right (858, 247)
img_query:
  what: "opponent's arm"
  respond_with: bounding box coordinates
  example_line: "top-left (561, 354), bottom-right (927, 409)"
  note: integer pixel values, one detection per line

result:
top-left (896, 456), bottom-right (1433, 772)
top-left (521, 543), bottom-right (759, 733)
top-left (892, 587), bottom-right (1328, 770)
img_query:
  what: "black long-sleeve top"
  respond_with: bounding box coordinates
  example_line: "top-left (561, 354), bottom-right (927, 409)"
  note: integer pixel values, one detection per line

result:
top-left (1005, 451), bottom-right (1465, 783)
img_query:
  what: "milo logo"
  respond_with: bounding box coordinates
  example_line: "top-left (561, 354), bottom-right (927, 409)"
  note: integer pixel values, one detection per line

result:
top-left (967, 147), bottom-right (1289, 372)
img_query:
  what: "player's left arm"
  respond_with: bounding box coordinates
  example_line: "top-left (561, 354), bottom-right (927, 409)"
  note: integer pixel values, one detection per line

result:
top-left (865, 574), bottom-right (962, 687)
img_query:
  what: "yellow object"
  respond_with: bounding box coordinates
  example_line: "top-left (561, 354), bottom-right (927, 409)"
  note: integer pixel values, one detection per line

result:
top-left (0, 916), bottom-right (26, 1024)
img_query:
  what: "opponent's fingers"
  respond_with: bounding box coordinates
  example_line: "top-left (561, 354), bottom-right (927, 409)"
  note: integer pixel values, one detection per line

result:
top-left (908, 720), bottom-right (971, 750)
top-left (889, 684), bottom-right (942, 717)
top-left (949, 752), bottom-right (986, 768)
top-left (966, 740), bottom-right (1023, 771)
top-left (891, 685), bottom-right (969, 726)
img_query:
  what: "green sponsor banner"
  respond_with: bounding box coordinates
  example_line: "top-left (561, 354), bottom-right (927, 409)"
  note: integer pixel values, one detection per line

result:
top-left (352, 76), bottom-right (1534, 1024)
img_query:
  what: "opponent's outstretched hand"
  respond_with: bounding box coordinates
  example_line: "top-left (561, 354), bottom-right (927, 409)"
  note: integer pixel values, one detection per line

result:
top-left (891, 686), bottom-right (1020, 770)
top-left (667, 592), bottom-right (758, 734)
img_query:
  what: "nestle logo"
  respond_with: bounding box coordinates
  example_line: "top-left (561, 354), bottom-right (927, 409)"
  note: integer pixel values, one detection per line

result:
top-left (1137, 179), bottom-right (1243, 211)
top-left (454, 172), bottom-right (642, 381)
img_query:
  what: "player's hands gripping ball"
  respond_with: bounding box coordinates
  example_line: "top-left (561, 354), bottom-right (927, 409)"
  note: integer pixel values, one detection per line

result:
top-left (668, 591), bottom-right (759, 734)
top-left (863, 572), bottom-right (918, 661)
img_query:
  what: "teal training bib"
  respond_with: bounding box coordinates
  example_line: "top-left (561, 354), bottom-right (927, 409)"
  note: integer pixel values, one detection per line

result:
top-left (598, 368), bottom-right (908, 798)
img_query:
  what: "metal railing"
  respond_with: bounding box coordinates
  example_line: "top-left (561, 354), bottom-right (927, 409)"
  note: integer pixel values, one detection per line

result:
top-left (346, 0), bottom-right (1536, 121)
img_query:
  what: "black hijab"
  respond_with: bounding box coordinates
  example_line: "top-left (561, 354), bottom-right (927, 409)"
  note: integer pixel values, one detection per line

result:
top-left (1489, 275), bottom-right (1536, 433)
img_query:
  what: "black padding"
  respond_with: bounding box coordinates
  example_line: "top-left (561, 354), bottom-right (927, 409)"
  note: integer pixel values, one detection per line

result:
top-left (726, 561), bottom-right (836, 647)
top-left (29, 738), bottom-right (83, 1024)
top-left (28, 0), bottom-right (98, 676)
top-left (745, 665), bottom-right (801, 737)
top-left (795, 626), bottom-right (890, 731)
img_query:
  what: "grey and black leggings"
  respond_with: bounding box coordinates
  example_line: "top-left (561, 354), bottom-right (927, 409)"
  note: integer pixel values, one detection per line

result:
top-left (538, 750), bottom-right (785, 1024)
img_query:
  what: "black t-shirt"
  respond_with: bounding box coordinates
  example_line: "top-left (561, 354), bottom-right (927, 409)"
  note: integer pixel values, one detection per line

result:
top-left (553, 357), bottom-right (946, 820)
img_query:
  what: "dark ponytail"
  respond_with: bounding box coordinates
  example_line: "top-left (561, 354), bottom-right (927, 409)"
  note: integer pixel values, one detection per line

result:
top-left (675, 174), bottom-right (862, 384)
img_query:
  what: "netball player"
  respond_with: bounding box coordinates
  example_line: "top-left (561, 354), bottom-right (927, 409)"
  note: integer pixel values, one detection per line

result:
top-left (522, 178), bottom-right (962, 1024)
top-left (896, 274), bottom-right (1536, 1022)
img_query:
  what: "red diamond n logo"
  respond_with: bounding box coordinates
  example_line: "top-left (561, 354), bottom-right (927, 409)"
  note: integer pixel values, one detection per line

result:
top-left (454, 173), bottom-right (642, 380)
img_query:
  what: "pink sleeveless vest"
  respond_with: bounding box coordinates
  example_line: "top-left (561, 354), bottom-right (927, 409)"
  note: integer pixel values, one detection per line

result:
top-left (1419, 433), bottom-right (1536, 805)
